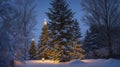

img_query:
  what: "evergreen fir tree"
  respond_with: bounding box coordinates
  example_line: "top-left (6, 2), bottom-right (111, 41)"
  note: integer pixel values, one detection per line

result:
top-left (84, 26), bottom-right (100, 58)
top-left (29, 39), bottom-right (37, 60)
top-left (71, 19), bottom-right (81, 44)
top-left (84, 25), bottom-right (107, 58)
top-left (46, 0), bottom-right (84, 62)
top-left (38, 19), bottom-right (50, 59)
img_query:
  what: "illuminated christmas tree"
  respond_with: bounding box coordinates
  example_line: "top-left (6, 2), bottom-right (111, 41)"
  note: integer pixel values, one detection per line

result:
top-left (46, 0), bottom-right (84, 61)
top-left (38, 19), bottom-right (50, 59)
top-left (29, 39), bottom-right (37, 60)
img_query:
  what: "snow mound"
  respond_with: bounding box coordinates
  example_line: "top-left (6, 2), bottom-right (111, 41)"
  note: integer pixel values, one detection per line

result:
top-left (69, 59), bottom-right (84, 64)
top-left (106, 58), bottom-right (120, 63)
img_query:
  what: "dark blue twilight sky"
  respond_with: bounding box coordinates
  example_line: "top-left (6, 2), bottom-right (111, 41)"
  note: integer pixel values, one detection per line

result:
top-left (34, 0), bottom-right (89, 43)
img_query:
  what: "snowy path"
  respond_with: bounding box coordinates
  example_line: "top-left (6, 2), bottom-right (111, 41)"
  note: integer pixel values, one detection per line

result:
top-left (15, 59), bottom-right (120, 67)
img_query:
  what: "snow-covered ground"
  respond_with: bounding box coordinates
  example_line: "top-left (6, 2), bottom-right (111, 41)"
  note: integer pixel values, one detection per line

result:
top-left (15, 59), bottom-right (120, 67)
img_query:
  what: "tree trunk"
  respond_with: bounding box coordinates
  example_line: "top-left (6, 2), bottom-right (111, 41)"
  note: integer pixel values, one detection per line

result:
top-left (105, 0), bottom-right (112, 58)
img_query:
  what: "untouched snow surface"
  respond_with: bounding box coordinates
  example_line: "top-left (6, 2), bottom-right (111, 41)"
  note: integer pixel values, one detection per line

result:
top-left (15, 59), bottom-right (120, 67)
top-left (69, 59), bottom-right (84, 64)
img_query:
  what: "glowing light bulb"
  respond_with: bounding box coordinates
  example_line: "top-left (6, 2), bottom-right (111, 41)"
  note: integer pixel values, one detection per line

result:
top-left (42, 58), bottom-right (45, 62)
top-left (44, 19), bottom-right (47, 25)
top-left (32, 38), bottom-right (34, 41)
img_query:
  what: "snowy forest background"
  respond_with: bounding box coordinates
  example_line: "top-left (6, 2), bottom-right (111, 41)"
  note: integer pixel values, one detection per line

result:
top-left (0, 0), bottom-right (120, 67)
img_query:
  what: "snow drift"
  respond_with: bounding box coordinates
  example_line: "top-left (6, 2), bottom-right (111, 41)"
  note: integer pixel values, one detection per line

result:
top-left (15, 59), bottom-right (120, 67)
top-left (69, 59), bottom-right (84, 64)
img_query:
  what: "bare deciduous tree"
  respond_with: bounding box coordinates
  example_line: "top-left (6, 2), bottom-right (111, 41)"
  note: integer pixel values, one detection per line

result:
top-left (12, 0), bottom-right (37, 60)
top-left (0, 0), bottom-right (17, 67)
top-left (82, 0), bottom-right (120, 58)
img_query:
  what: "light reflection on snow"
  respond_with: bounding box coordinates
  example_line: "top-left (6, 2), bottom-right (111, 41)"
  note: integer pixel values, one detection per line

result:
top-left (25, 60), bottom-right (59, 64)
top-left (81, 59), bottom-right (95, 63)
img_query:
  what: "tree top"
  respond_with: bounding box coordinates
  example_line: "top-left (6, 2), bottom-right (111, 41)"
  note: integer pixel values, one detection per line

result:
top-left (44, 19), bottom-right (47, 25)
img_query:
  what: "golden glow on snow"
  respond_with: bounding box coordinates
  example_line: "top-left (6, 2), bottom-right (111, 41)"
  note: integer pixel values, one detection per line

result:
top-left (29, 60), bottom-right (59, 64)
top-left (81, 59), bottom-right (94, 63)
